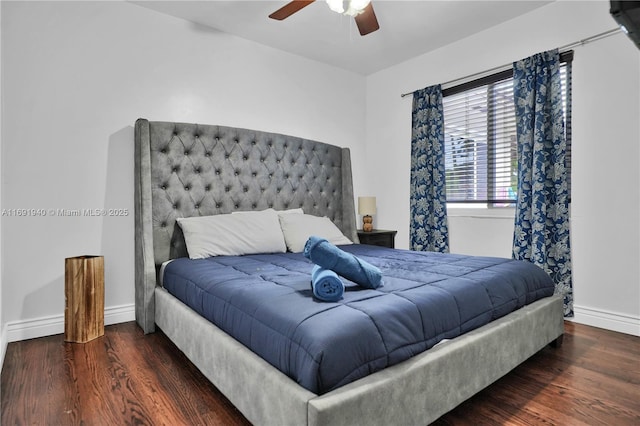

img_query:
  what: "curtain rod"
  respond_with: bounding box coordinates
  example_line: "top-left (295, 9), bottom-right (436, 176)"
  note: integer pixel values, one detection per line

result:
top-left (400, 27), bottom-right (622, 98)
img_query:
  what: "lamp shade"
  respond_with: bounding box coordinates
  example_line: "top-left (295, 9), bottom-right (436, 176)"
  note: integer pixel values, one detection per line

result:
top-left (358, 196), bottom-right (377, 216)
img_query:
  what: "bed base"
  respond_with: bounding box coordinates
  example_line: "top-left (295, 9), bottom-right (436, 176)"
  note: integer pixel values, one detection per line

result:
top-left (155, 287), bottom-right (564, 426)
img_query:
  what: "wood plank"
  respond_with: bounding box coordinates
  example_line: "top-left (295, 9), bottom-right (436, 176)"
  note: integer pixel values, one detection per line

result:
top-left (2, 322), bottom-right (250, 425)
top-left (2, 321), bottom-right (638, 425)
top-left (64, 255), bottom-right (104, 343)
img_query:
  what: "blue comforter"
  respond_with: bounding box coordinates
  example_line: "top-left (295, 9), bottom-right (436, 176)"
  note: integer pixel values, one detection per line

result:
top-left (162, 245), bottom-right (554, 395)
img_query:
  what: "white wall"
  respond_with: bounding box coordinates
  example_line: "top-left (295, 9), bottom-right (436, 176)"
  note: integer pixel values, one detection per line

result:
top-left (366, 1), bottom-right (640, 335)
top-left (0, 0), bottom-right (5, 368)
top-left (1, 1), bottom-right (366, 340)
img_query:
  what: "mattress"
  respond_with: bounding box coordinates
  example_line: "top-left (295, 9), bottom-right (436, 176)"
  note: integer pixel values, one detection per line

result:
top-left (162, 244), bottom-right (554, 394)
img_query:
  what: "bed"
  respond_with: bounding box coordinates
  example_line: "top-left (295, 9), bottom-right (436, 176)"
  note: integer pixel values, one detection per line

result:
top-left (134, 118), bottom-right (564, 425)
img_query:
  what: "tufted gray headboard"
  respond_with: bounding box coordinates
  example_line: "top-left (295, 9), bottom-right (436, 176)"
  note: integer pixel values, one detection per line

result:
top-left (134, 119), bottom-right (358, 333)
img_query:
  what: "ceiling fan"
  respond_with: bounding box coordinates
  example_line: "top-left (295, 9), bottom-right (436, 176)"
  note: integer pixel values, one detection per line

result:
top-left (269, 0), bottom-right (380, 36)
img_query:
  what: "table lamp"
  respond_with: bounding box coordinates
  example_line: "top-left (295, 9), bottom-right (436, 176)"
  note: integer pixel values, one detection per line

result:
top-left (358, 196), bottom-right (376, 232)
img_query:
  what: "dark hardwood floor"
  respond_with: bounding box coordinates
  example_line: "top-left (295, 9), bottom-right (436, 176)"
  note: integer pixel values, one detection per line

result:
top-left (2, 321), bottom-right (638, 425)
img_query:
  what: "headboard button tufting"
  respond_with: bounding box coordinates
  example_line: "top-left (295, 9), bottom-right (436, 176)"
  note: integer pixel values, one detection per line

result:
top-left (141, 121), bottom-right (353, 269)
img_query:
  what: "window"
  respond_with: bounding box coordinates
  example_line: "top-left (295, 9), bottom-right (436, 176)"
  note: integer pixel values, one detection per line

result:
top-left (442, 51), bottom-right (572, 207)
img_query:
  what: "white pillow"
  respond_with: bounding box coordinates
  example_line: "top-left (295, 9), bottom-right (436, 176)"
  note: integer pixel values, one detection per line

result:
top-left (176, 209), bottom-right (286, 259)
top-left (278, 214), bottom-right (352, 253)
top-left (233, 208), bottom-right (303, 216)
top-left (276, 208), bottom-right (304, 216)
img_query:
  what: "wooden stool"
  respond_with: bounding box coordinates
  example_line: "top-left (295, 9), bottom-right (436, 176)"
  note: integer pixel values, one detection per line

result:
top-left (64, 255), bottom-right (104, 343)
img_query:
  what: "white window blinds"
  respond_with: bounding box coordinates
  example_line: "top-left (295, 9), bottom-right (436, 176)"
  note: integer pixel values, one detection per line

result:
top-left (442, 53), bottom-right (572, 205)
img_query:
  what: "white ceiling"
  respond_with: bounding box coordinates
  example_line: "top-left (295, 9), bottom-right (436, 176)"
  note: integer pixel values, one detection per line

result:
top-left (134, 0), bottom-right (552, 75)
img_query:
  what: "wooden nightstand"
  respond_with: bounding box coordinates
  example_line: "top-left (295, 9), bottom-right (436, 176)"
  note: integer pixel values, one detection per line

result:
top-left (357, 229), bottom-right (397, 248)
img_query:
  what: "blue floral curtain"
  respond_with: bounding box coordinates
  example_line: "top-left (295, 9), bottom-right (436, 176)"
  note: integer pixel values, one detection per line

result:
top-left (512, 49), bottom-right (573, 316)
top-left (410, 85), bottom-right (449, 253)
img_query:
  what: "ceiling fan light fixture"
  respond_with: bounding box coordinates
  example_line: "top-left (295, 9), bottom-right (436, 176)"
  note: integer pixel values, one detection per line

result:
top-left (326, 0), bottom-right (371, 17)
top-left (270, 0), bottom-right (379, 36)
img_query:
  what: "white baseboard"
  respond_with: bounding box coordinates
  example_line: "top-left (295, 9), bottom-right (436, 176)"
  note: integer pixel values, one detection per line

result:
top-left (0, 322), bottom-right (8, 374)
top-left (6, 303), bottom-right (136, 343)
top-left (570, 304), bottom-right (640, 337)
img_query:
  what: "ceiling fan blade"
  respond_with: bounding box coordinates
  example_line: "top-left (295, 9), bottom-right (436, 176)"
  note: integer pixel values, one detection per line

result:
top-left (354, 3), bottom-right (379, 36)
top-left (269, 0), bottom-right (316, 20)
